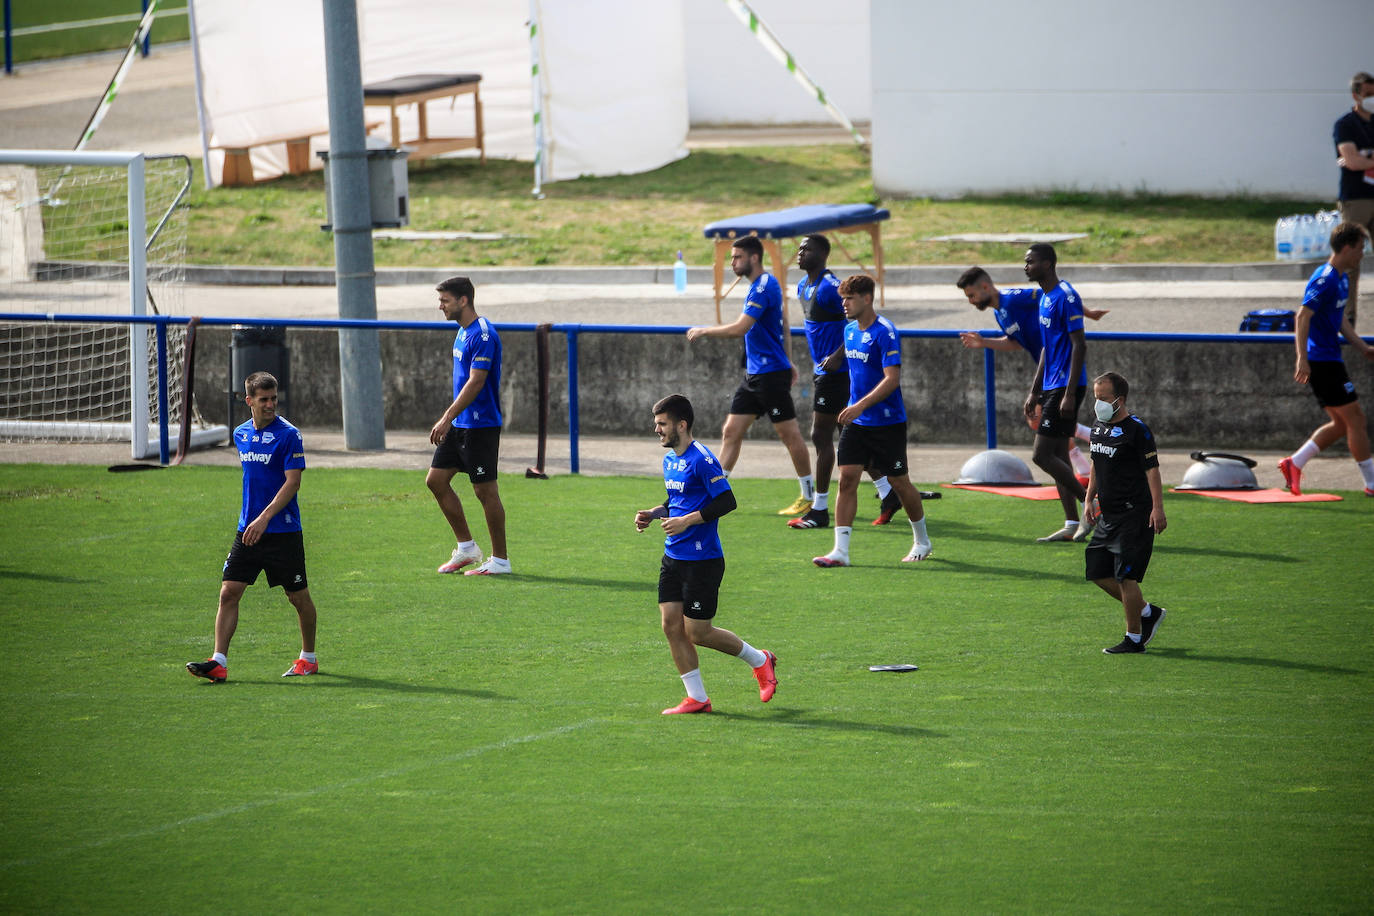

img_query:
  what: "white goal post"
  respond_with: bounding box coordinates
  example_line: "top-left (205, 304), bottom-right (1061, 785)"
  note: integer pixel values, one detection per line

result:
top-left (0, 149), bottom-right (225, 460)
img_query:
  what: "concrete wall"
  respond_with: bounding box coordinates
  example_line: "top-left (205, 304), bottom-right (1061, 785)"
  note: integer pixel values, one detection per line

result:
top-left (871, 0), bottom-right (1374, 199)
top-left (685, 0), bottom-right (870, 126)
top-left (195, 326), bottom-right (1368, 451)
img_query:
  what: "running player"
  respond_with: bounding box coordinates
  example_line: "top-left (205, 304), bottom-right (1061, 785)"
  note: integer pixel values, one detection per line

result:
top-left (813, 275), bottom-right (932, 567)
top-left (956, 265), bottom-right (1107, 481)
top-left (1082, 371), bottom-right (1168, 654)
top-left (1277, 222), bottom-right (1374, 496)
top-left (687, 236), bottom-right (815, 518)
top-left (789, 234), bottom-right (901, 530)
top-left (426, 276), bottom-right (510, 575)
top-left (186, 372), bottom-right (318, 682)
top-left (1021, 244), bottom-right (1091, 543)
top-left (634, 394), bottom-right (778, 715)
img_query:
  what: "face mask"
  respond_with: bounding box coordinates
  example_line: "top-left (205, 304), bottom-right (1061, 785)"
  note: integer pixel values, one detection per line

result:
top-left (1094, 397), bottom-right (1118, 422)
top-left (1363, 97), bottom-right (1374, 114)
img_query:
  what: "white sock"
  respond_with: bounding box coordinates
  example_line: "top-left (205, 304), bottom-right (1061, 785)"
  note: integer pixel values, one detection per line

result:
top-left (1076, 423), bottom-right (1093, 441)
top-left (832, 525), bottom-right (852, 557)
top-left (1069, 445), bottom-right (1091, 475)
top-left (873, 476), bottom-right (892, 498)
top-left (1063, 519), bottom-right (1077, 528)
top-left (681, 668), bottom-right (708, 702)
top-left (1126, 632), bottom-right (1142, 643)
top-left (457, 539), bottom-right (476, 551)
top-left (799, 475), bottom-right (815, 499)
top-left (1292, 439), bottom-right (1320, 469)
top-left (212, 652), bottom-right (228, 667)
top-left (813, 491), bottom-right (829, 511)
top-left (300, 651), bottom-right (317, 662)
top-left (736, 641), bottom-right (766, 668)
top-left (1358, 458), bottom-right (1374, 489)
top-left (909, 516), bottom-right (930, 549)
top-left (1141, 603), bottom-right (1153, 619)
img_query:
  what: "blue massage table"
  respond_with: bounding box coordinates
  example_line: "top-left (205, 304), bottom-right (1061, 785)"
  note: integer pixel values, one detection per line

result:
top-left (702, 203), bottom-right (891, 321)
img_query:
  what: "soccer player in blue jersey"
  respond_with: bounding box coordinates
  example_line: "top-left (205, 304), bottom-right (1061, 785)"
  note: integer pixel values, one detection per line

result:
top-left (813, 275), bottom-right (933, 568)
top-left (426, 276), bottom-right (510, 575)
top-left (956, 265), bottom-right (1107, 479)
top-left (1082, 372), bottom-right (1168, 654)
top-left (1021, 244), bottom-right (1091, 542)
top-left (634, 394), bottom-right (778, 715)
top-left (687, 236), bottom-right (815, 519)
top-left (187, 372), bottom-right (318, 682)
top-left (1277, 222), bottom-right (1374, 496)
top-left (788, 234), bottom-right (901, 529)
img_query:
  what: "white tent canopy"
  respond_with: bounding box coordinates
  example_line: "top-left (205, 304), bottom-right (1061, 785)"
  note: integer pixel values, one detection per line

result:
top-left (190, 0), bottom-right (688, 187)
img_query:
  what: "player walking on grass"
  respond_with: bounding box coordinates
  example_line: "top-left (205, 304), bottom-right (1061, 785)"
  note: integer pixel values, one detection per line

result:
top-left (1021, 244), bottom-right (1092, 543)
top-left (789, 234), bottom-right (902, 530)
top-left (813, 275), bottom-right (932, 568)
top-left (187, 372), bottom-right (318, 682)
top-left (1277, 222), bottom-right (1374, 497)
top-left (687, 236), bottom-right (815, 518)
top-left (427, 276), bottom-right (510, 576)
top-left (956, 265), bottom-right (1107, 481)
top-left (634, 394), bottom-right (778, 715)
top-left (1082, 372), bottom-right (1167, 654)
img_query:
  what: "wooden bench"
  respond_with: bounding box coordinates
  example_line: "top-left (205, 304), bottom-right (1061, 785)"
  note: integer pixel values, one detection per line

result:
top-left (212, 122), bottom-right (380, 187)
top-left (363, 73), bottom-right (485, 163)
top-left (702, 204), bottom-right (892, 322)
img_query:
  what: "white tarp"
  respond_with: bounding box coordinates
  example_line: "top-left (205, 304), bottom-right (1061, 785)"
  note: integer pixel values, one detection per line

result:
top-left (191, 0), bottom-right (687, 187)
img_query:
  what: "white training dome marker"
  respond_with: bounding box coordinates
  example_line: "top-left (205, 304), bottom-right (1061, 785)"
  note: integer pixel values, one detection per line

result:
top-left (954, 449), bottom-right (1036, 486)
top-left (1175, 452), bottom-right (1259, 491)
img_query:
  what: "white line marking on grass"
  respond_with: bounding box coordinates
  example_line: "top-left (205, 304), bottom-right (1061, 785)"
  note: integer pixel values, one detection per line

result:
top-left (0, 718), bottom-right (603, 870)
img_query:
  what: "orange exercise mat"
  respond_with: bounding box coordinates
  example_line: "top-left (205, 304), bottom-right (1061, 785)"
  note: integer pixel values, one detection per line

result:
top-left (942, 483), bottom-right (1060, 500)
top-left (1171, 487), bottom-right (1342, 503)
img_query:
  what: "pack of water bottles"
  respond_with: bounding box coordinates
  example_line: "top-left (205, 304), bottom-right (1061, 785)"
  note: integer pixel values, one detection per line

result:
top-left (1272, 211), bottom-right (1341, 260)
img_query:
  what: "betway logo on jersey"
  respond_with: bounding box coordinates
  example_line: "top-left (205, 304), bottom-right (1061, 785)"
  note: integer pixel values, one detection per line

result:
top-left (1040, 314), bottom-right (1052, 328)
top-left (845, 347), bottom-right (869, 363)
top-left (665, 479), bottom-right (686, 492)
top-left (1090, 442), bottom-right (1118, 458)
top-left (239, 450), bottom-right (273, 464)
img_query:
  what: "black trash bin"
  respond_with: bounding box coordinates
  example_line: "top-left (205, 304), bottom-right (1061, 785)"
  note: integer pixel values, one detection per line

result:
top-left (229, 325), bottom-right (290, 424)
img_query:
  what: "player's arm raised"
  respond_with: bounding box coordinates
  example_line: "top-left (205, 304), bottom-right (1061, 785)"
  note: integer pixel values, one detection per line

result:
top-left (686, 313), bottom-right (755, 342)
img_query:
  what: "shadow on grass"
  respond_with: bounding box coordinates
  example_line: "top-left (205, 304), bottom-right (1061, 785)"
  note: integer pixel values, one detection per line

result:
top-left (0, 565), bottom-right (84, 583)
top-left (711, 706), bottom-right (945, 739)
top-left (208, 672), bottom-right (514, 700)
top-left (915, 557), bottom-right (1044, 582)
top-left (515, 572), bottom-right (646, 593)
top-left (1149, 647), bottom-right (1363, 676)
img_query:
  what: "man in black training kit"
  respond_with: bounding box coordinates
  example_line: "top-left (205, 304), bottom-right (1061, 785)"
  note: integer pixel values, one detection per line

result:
top-left (634, 394), bottom-right (778, 715)
top-left (1082, 371), bottom-right (1167, 654)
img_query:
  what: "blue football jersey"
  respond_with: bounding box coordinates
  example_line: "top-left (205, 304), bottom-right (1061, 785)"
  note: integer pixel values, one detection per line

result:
top-left (844, 315), bottom-right (906, 426)
top-left (662, 439), bottom-right (732, 561)
top-left (1301, 263), bottom-right (1349, 362)
top-left (799, 270), bottom-right (846, 373)
top-left (234, 417), bottom-right (305, 533)
top-left (451, 316), bottom-right (503, 428)
top-left (994, 287), bottom-right (1043, 363)
top-left (742, 272), bottom-right (791, 375)
top-left (1038, 281), bottom-right (1088, 390)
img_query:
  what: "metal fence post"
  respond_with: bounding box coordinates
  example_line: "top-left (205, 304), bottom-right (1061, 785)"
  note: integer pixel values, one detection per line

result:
top-left (983, 347), bottom-right (997, 450)
top-left (155, 317), bottom-right (170, 464)
top-left (565, 328), bottom-right (580, 474)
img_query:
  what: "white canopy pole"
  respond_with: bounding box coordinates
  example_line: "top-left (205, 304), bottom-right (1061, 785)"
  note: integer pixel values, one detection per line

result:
top-left (527, 0), bottom-right (548, 199)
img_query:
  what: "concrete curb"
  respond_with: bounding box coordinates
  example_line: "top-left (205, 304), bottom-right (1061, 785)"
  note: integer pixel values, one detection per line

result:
top-left (180, 258), bottom-right (1363, 287)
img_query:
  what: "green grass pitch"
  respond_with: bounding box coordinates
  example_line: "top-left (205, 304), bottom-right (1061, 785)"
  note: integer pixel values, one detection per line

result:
top-left (1, 464), bottom-right (1371, 913)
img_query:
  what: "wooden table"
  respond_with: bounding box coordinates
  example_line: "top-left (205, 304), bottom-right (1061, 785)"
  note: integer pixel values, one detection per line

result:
top-left (363, 73), bottom-right (485, 163)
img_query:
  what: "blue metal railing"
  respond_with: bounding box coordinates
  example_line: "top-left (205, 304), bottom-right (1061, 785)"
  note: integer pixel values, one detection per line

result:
top-left (4, 311), bottom-right (1364, 470)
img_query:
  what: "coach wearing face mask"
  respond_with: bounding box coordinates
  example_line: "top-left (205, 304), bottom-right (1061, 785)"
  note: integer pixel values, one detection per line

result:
top-left (1334, 71), bottom-right (1374, 328)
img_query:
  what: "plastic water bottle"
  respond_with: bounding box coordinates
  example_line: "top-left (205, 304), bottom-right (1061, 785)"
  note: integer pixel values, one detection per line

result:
top-left (1274, 216), bottom-right (1295, 261)
top-left (673, 250), bottom-right (687, 294)
top-left (1297, 214), bottom-right (1317, 259)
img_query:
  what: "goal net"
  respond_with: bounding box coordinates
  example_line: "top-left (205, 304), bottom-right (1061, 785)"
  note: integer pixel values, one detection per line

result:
top-left (0, 150), bottom-right (225, 459)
